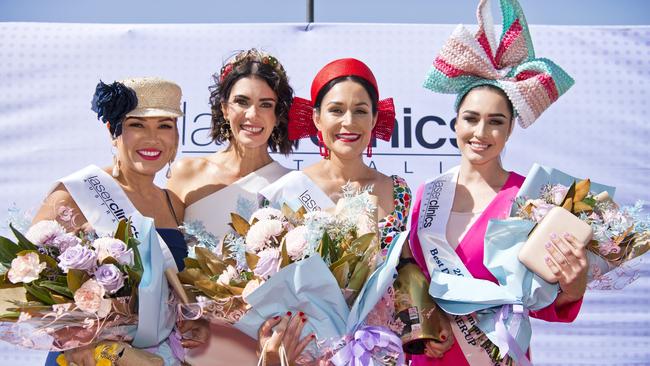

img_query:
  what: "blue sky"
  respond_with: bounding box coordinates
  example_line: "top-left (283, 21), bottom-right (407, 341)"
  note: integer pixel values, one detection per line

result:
top-left (1, 0), bottom-right (649, 25)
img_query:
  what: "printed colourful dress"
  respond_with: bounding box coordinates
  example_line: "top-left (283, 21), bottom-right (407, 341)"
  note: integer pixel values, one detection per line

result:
top-left (379, 175), bottom-right (411, 253)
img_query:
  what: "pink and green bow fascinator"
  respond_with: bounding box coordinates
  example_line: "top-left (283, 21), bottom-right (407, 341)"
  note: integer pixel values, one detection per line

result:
top-left (423, 0), bottom-right (575, 128)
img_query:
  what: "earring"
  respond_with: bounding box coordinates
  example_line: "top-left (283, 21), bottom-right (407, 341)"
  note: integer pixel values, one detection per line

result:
top-left (166, 159), bottom-right (173, 179)
top-left (220, 119), bottom-right (232, 140)
top-left (317, 131), bottom-right (329, 159)
top-left (112, 153), bottom-right (120, 178)
top-left (271, 127), bottom-right (281, 146)
top-left (366, 143), bottom-right (373, 158)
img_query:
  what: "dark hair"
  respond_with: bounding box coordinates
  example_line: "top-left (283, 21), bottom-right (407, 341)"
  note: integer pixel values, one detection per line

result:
top-left (456, 84), bottom-right (515, 121)
top-left (313, 75), bottom-right (379, 114)
top-left (209, 50), bottom-right (297, 155)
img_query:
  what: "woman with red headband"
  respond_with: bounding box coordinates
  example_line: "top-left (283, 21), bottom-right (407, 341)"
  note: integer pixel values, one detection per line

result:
top-left (258, 58), bottom-right (415, 363)
top-left (261, 58), bottom-right (411, 252)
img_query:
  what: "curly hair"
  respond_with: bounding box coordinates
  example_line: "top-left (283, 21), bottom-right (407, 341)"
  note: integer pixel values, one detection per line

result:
top-left (209, 49), bottom-right (297, 155)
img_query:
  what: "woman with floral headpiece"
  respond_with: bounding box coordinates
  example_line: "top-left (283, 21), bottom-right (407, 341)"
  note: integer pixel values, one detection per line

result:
top-left (167, 49), bottom-right (298, 365)
top-left (409, 0), bottom-right (588, 364)
top-left (257, 57), bottom-right (417, 363)
top-left (33, 77), bottom-right (208, 366)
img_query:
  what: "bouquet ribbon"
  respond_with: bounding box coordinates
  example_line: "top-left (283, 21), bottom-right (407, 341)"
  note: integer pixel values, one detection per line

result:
top-left (494, 304), bottom-right (531, 366)
top-left (330, 326), bottom-right (404, 366)
top-left (429, 219), bottom-right (558, 363)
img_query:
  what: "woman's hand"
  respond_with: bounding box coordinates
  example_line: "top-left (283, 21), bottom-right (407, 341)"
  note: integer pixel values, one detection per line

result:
top-left (177, 319), bottom-right (210, 348)
top-left (545, 232), bottom-right (589, 305)
top-left (423, 311), bottom-right (454, 359)
top-left (258, 312), bottom-right (315, 365)
top-left (61, 344), bottom-right (96, 366)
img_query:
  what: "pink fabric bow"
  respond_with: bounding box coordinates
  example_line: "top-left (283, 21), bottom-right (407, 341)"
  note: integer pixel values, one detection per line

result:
top-left (424, 0), bottom-right (575, 128)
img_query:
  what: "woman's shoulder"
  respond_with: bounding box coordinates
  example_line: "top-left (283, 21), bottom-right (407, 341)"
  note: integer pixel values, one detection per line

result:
top-left (32, 183), bottom-right (87, 228)
top-left (167, 156), bottom-right (214, 201)
top-left (170, 156), bottom-right (211, 180)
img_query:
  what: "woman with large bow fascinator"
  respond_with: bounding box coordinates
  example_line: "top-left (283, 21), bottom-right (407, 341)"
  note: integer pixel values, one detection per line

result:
top-left (409, 0), bottom-right (588, 364)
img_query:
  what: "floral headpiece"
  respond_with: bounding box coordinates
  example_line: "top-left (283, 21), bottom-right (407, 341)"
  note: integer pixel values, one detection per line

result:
top-left (91, 81), bottom-right (138, 138)
top-left (219, 49), bottom-right (286, 83)
top-left (91, 77), bottom-right (183, 138)
top-left (423, 0), bottom-right (575, 128)
top-left (288, 58), bottom-right (396, 141)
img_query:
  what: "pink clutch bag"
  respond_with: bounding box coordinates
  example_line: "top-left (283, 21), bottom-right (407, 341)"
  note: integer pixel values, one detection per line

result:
top-left (518, 206), bottom-right (593, 283)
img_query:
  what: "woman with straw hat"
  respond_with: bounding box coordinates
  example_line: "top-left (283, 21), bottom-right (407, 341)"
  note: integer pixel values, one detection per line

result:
top-left (35, 77), bottom-right (208, 366)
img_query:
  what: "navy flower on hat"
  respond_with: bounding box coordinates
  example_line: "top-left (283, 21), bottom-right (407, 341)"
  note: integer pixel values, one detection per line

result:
top-left (91, 81), bottom-right (138, 138)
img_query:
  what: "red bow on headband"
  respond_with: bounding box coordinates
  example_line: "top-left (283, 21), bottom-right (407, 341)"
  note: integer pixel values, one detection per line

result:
top-left (288, 58), bottom-right (396, 141)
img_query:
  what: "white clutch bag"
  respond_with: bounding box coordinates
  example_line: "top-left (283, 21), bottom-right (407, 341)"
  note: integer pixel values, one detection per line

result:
top-left (518, 206), bottom-right (593, 283)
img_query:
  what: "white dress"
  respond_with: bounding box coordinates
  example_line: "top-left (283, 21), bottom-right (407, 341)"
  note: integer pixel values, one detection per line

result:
top-left (183, 161), bottom-right (290, 366)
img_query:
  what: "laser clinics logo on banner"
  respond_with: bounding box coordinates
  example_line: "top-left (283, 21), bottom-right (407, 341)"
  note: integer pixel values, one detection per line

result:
top-left (176, 102), bottom-right (461, 175)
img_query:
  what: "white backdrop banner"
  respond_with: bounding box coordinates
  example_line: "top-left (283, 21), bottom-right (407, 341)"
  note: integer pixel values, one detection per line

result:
top-left (0, 23), bottom-right (649, 365)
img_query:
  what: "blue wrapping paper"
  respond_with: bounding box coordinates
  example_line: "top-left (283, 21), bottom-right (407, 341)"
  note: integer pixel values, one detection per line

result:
top-left (234, 230), bottom-right (410, 357)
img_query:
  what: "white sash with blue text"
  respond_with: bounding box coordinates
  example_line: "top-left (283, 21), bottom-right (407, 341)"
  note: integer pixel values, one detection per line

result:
top-left (259, 170), bottom-right (335, 212)
top-left (417, 166), bottom-right (508, 366)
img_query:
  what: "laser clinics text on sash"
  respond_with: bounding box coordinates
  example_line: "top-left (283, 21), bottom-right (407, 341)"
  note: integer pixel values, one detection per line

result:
top-left (422, 179), bottom-right (462, 276)
top-left (84, 175), bottom-right (139, 238)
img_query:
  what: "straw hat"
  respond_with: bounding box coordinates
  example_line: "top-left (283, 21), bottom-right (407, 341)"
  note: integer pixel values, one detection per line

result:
top-left (120, 77), bottom-right (183, 118)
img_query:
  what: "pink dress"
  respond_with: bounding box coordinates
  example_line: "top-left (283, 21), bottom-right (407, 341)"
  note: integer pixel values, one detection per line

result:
top-left (408, 172), bottom-right (583, 365)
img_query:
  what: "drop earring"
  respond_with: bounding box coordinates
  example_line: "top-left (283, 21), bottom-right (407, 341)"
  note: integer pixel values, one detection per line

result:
top-left (166, 159), bottom-right (173, 179)
top-left (112, 153), bottom-right (120, 178)
top-left (317, 131), bottom-right (329, 159)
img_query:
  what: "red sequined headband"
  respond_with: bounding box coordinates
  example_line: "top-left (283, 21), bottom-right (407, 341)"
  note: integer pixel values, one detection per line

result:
top-left (288, 58), bottom-right (396, 141)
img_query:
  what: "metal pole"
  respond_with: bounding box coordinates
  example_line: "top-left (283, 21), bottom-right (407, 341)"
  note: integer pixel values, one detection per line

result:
top-left (307, 0), bottom-right (314, 23)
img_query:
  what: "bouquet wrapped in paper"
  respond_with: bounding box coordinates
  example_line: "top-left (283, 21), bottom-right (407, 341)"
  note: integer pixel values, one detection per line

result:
top-left (427, 163), bottom-right (649, 364)
top-left (0, 219), bottom-right (143, 351)
top-left (513, 164), bottom-right (650, 289)
top-left (177, 185), bottom-right (406, 364)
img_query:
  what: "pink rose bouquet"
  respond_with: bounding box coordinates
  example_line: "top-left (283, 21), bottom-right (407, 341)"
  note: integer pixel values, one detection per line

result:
top-left (0, 219), bottom-right (143, 351)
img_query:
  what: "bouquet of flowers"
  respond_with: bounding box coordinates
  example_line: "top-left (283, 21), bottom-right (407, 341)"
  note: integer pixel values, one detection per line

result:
top-left (0, 219), bottom-right (143, 351)
top-left (427, 164), bottom-right (650, 365)
top-left (514, 174), bottom-right (650, 289)
top-left (177, 185), bottom-right (405, 364)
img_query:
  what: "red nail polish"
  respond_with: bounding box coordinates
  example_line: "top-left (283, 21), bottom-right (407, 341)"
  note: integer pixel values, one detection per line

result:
top-left (286, 311), bottom-right (292, 316)
top-left (299, 311), bottom-right (305, 317)
top-left (310, 334), bottom-right (316, 339)
top-left (301, 318), bottom-right (307, 323)
top-left (440, 335), bottom-right (447, 341)
top-left (273, 315), bottom-right (280, 320)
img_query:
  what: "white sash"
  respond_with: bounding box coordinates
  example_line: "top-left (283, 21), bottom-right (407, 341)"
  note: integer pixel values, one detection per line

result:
top-left (258, 171), bottom-right (335, 212)
top-left (57, 165), bottom-right (176, 270)
top-left (57, 165), bottom-right (177, 347)
top-left (417, 166), bottom-right (509, 365)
